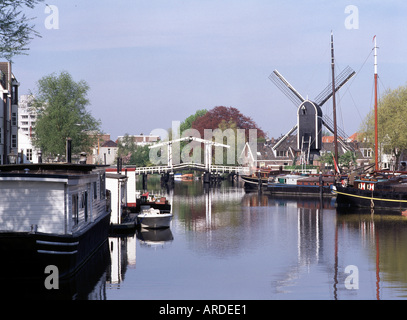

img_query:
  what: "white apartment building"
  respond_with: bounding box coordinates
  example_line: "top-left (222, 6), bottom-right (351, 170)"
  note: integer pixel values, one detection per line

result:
top-left (18, 94), bottom-right (36, 137)
top-left (17, 94), bottom-right (40, 163)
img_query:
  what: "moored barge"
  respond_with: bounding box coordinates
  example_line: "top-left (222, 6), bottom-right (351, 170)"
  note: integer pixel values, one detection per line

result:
top-left (0, 163), bottom-right (111, 280)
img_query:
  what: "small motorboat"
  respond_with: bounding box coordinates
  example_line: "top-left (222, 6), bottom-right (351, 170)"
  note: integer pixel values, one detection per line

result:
top-left (137, 206), bottom-right (173, 229)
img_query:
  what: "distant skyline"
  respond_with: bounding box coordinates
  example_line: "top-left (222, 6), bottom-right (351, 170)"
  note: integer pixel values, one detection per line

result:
top-left (12, 0), bottom-right (407, 141)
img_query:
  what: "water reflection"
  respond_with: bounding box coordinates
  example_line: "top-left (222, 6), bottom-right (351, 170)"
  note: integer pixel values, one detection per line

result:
top-left (5, 180), bottom-right (407, 299)
top-left (136, 228), bottom-right (174, 247)
top-left (335, 208), bottom-right (407, 299)
top-left (106, 235), bottom-right (137, 289)
top-left (238, 192), bottom-right (407, 299)
top-left (5, 240), bottom-right (111, 300)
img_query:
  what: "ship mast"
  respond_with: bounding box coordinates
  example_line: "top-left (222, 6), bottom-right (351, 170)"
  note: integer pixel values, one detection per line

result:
top-left (331, 32), bottom-right (339, 170)
top-left (374, 35), bottom-right (378, 171)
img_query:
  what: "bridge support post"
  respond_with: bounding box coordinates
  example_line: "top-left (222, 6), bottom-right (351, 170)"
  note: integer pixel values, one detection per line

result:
top-left (142, 173), bottom-right (147, 190)
top-left (203, 171), bottom-right (211, 184)
top-left (257, 170), bottom-right (262, 193)
top-left (160, 172), bottom-right (174, 188)
top-left (228, 173), bottom-right (236, 183)
top-left (160, 173), bottom-right (167, 186)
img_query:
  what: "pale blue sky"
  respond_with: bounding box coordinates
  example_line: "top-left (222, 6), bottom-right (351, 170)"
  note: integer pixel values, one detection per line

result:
top-left (12, 0), bottom-right (407, 140)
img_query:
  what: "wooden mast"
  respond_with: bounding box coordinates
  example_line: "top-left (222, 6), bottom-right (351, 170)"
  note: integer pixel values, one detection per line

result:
top-left (331, 32), bottom-right (339, 170)
top-left (374, 35), bottom-right (378, 171)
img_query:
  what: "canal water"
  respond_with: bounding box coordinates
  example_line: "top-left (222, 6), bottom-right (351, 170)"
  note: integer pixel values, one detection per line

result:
top-left (17, 178), bottom-right (407, 300)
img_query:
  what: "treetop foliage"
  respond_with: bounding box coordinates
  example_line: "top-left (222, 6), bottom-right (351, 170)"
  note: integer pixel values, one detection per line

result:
top-left (0, 0), bottom-right (44, 61)
top-left (191, 106), bottom-right (266, 140)
top-left (30, 71), bottom-right (101, 157)
top-left (360, 84), bottom-right (407, 157)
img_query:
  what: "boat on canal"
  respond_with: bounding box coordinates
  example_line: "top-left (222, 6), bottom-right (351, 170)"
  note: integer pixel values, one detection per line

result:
top-left (241, 168), bottom-right (290, 192)
top-left (332, 36), bottom-right (407, 210)
top-left (333, 172), bottom-right (407, 210)
top-left (0, 163), bottom-right (111, 280)
top-left (242, 169), bottom-right (335, 196)
top-left (268, 173), bottom-right (335, 196)
top-left (137, 206), bottom-right (173, 229)
top-left (129, 191), bottom-right (171, 214)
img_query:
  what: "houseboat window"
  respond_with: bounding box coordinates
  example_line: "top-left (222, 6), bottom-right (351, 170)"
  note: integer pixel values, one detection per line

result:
top-left (93, 181), bottom-right (98, 199)
top-left (84, 191), bottom-right (88, 222)
top-left (80, 192), bottom-right (85, 208)
top-left (100, 173), bottom-right (106, 199)
top-left (72, 194), bottom-right (79, 226)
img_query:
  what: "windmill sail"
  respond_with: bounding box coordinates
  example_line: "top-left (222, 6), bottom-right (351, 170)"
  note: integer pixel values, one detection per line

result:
top-left (268, 52), bottom-right (355, 161)
top-left (314, 66), bottom-right (355, 106)
top-left (322, 114), bottom-right (349, 140)
top-left (269, 70), bottom-right (305, 106)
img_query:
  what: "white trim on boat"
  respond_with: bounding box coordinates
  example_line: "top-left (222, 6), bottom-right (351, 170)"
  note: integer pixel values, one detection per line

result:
top-left (37, 250), bottom-right (78, 255)
top-left (36, 240), bottom-right (79, 246)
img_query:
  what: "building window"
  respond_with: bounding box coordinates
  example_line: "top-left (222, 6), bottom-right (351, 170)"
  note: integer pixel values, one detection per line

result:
top-left (26, 149), bottom-right (32, 161)
top-left (12, 113), bottom-right (17, 126)
top-left (363, 149), bottom-right (372, 158)
top-left (11, 135), bottom-right (17, 148)
top-left (11, 85), bottom-right (18, 105)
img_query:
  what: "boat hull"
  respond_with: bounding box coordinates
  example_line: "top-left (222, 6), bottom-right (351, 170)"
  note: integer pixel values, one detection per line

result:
top-left (137, 213), bottom-right (173, 229)
top-left (334, 185), bottom-right (407, 210)
top-left (0, 210), bottom-right (111, 280)
top-left (267, 184), bottom-right (334, 196)
top-left (242, 175), bottom-right (334, 196)
top-left (241, 176), bottom-right (268, 191)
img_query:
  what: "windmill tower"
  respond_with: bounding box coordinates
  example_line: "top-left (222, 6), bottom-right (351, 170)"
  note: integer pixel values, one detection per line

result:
top-left (269, 65), bottom-right (355, 164)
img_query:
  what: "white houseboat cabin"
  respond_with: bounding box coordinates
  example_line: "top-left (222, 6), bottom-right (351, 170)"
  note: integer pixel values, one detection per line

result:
top-left (0, 163), bottom-right (111, 279)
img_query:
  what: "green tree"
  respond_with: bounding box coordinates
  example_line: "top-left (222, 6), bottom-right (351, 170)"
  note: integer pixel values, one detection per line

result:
top-left (180, 109), bottom-right (207, 134)
top-left (319, 152), bottom-right (334, 168)
top-left (130, 145), bottom-right (152, 167)
top-left (339, 151), bottom-right (356, 170)
top-left (117, 134), bottom-right (153, 166)
top-left (360, 84), bottom-right (407, 166)
top-left (0, 0), bottom-right (43, 61)
top-left (319, 151), bottom-right (356, 171)
top-left (117, 133), bottom-right (136, 164)
top-left (30, 71), bottom-right (101, 158)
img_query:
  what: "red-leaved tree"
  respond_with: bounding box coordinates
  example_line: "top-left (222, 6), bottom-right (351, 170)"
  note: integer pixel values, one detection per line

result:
top-left (191, 106), bottom-right (266, 140)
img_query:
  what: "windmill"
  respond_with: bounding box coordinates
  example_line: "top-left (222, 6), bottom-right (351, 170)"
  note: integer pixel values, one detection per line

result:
top-left (269, 64), bottom-right (355, 164)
